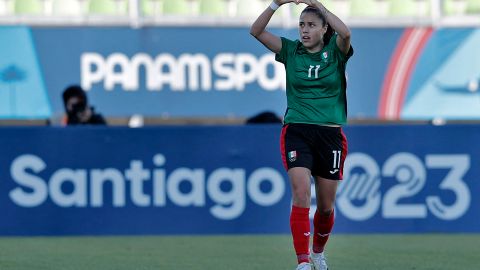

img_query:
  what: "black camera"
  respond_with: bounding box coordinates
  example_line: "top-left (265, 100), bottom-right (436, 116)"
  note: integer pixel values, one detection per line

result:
top-left (71, 102), bottom-right (87, 114)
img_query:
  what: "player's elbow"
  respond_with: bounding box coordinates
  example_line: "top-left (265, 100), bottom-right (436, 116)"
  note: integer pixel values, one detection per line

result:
top-left (250, 28), bottom-right (258, 38)
top-left (250, 26), bottom-right (262, 38)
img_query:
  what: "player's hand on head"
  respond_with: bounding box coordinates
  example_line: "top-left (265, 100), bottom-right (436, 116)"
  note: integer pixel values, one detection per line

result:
top-left (295, 0), bottom-right (317, 6)
top-left (274, 0), bottom-right (296, 6)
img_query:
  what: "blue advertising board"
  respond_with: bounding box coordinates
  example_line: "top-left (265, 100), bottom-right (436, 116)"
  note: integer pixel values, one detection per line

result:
top-left (29, 27), bottom-right (400, 119)
top-left (2, 26), bottom-right (478, 120)
top-left (0, 124), bottom-right (479, 235)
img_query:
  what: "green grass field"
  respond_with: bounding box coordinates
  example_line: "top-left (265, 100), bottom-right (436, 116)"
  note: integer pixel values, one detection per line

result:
top-left (0, 234), bottom-right (478, 270)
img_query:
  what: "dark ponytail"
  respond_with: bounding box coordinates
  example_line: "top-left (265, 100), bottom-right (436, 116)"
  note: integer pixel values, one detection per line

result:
top-left (301, 6), bottom-right (334, 45)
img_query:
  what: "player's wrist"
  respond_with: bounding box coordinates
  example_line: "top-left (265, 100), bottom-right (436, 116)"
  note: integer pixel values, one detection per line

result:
top-left (270, 1), bottom-right (280, 11)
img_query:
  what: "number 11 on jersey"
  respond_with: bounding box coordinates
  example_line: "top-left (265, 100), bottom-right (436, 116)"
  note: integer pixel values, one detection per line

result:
top-left (308, 65), bottom-right (321, 78)
top-left (331, 150), bottom-right (341, 174)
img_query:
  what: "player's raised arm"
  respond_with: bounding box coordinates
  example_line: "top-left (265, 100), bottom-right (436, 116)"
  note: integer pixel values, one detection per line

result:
top-left (296, 0), bottom-right (351, 55)
top-left (250, 0), bottom-right (295, 54)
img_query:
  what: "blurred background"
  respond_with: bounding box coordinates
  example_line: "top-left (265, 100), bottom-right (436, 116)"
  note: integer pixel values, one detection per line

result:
top-left (0, 1), bottom-right (479, 269)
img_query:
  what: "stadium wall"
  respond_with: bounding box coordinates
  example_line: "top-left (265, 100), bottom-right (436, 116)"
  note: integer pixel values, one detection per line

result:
top-left (0, 26), bottom-right (479, 121)
top-left (0, 125), bottom-right (478, 235)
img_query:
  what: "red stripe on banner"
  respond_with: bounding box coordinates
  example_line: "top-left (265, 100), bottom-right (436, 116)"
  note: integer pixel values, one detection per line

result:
top-left (378, 28), bottom-right (414, 118)
top-left (394, 28), bottom-right (433, 117)
top-left (280, 125), bottom-right (289, 171)
top-left (378, 28), bottom-right (433, 120)
top-left (339, 128), bottom-right (348, 180)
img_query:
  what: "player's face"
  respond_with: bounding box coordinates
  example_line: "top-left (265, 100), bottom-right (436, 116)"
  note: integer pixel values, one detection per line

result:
top-left (299, 12), bottom-right (327, 53)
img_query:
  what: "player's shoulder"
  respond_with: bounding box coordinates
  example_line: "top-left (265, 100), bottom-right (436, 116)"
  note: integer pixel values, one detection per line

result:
top-left (280, 37), bottom-right (301, 48)
top-left (326, 33), bottom-right (339, 48)
top-left (329, 33), bottom-right (353, 61)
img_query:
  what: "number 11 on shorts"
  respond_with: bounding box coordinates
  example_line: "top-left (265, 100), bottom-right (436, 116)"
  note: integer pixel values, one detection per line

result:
top-left (331, 150), bottom-right (341, 174)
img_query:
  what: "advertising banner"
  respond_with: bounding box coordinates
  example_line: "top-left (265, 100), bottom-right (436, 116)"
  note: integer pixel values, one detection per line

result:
top-left (0, 26), bottom-right (401, 119)
top-left (3, 26), bottom-right (478, 120)
top-left (0, 125), bottom-right (478, 235)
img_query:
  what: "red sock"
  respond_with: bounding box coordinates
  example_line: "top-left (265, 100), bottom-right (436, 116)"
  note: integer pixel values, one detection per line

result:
top-left (313, 209), bottom-right (335, 253)
top-left (290, 205), bottom-right (310, 264)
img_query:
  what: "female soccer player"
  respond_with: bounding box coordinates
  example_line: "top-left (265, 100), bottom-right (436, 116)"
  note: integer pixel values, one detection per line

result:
top-left (250, 1), bottom-right (353, 269)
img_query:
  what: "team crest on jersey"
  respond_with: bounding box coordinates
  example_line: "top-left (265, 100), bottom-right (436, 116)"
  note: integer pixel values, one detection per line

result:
top-left (288, 151), bottom-right (297, 162)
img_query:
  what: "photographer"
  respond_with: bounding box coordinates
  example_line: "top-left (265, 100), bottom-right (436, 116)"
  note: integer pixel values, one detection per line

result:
top-left (62, 85), bottom-right (106, 126)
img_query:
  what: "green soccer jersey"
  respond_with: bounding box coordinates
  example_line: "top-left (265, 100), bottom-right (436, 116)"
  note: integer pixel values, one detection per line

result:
top-left (275, 34), bottom-right (353, 125)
